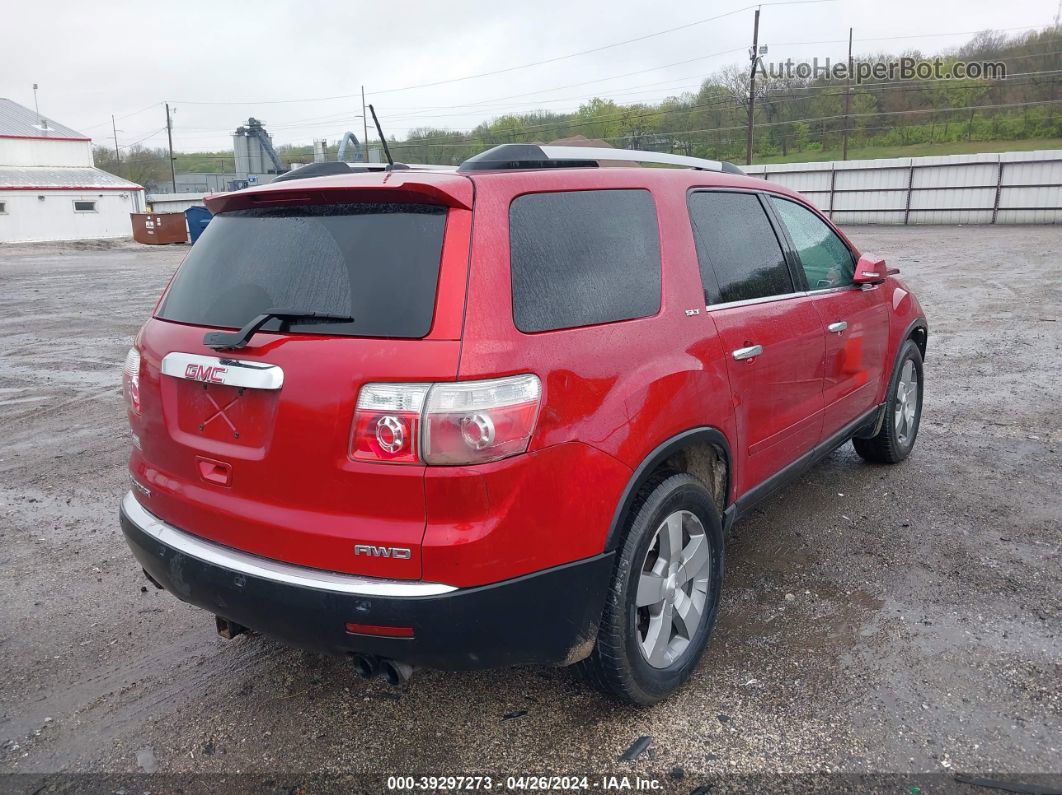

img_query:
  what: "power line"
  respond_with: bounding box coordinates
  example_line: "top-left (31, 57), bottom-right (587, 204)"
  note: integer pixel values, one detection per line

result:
top-left (366, 0), bottom-right (835, 96)
top-left (391, 72), bottom-right (1062, 146)
top-left (150, 63), bottom-right (1062, 147)
top-left (78, 102), bottom-right (162, 131)
top-left (167, 62), bottom-right (749, 136)
top-left (360, 26), bottom-right (1061, 120)
top-left (118, 24), bottom-right (1061, 148)
top-left (380, 47), bottom-right (749, 113)
top-left (772, 23), bottom-right (1057, 48)
top-left (372, 50), bottom-right (1062, 129)
top-left (379, 96), bottom-right (1062, 150)
top-left (132, 24), bottom-right (1062, 157)
top-left (160, 62), bottom-right (1062, 142)
top-left (116, 127), bottom-right (167, 149)
top-left (387, 116), bottom-right (1052, 157)
top-left (163, 21), bottom-right (1054, 113)
top-left (632, 98), bottom-right (1062, 139)
top-left (366, 20), bottom-right (1053, 98)
top-left (164, 1), bottom-right (832, 107)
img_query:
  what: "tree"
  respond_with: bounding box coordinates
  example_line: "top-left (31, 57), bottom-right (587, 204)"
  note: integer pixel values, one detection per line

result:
top-left (120, 25), bottom-right (1061, 171)
top-left (93, 144), bottom-right (169, 190)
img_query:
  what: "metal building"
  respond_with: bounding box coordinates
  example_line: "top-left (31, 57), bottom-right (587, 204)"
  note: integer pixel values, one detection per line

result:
top-left (233, 118), bottom-right (283, 178)
top-left (0, 98), bottom-right (144, 243)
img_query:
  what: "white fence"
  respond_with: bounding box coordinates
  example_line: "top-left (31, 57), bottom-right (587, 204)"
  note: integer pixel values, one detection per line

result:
top-left (143, 151), bottom-right (1062, 225)
top-left (744, 149), bottom-right (1062, 224)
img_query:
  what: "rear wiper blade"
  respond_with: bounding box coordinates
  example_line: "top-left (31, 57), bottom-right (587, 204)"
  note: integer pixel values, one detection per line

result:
top-left (203, 308), bottom-right (353, 351)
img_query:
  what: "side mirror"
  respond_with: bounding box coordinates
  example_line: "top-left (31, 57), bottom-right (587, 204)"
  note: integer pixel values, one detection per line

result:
top-left (853, 253), bottom-right (888, 285)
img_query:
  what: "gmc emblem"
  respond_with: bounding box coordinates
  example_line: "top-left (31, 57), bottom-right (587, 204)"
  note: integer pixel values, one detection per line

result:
top-left (185, 363), bottom-right (227, 383)
top-left (354, 544), bottom-right (412, 560)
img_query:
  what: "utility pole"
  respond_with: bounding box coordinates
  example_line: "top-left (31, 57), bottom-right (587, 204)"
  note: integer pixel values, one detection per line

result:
top-left (842, 27), bottom-right (853, 160)
top-left (361, 86), bottom-right (370, 163)
top-left (745, 8), bottom-right (761, 165)
top-left (165, 103), bottom-right (177, 193)
top-left (112, 115), bottom-right (121, 163)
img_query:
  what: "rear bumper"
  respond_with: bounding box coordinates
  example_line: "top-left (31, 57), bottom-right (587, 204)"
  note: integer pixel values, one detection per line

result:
top-left (119, 492), bottom-right (612, 670)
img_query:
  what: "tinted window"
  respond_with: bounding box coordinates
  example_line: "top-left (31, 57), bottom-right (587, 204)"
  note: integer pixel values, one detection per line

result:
top-left (157, 203), bottom-right (447, 339)
top-left (509, 190), bottom-right (661, 333)
top-left (688, 191), bottom-right (793, 304)
top-left (770, 197), bottom-right (855, 290)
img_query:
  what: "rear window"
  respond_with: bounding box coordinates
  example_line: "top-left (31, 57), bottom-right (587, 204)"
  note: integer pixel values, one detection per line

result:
top-left (687, 191), bottom-right (794, 304)
top-left (509, 189), bottom-right (661, 333)
top-left (157, 202), bottom-right (447, 339)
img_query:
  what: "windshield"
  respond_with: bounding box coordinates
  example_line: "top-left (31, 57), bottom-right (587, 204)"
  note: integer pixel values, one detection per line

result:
top-left (157, 202), bottom-right (447, 339)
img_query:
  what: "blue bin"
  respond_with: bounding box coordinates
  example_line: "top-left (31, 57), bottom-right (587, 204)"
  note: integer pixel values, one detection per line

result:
top-left (185, 206), bottom-right (213, 244)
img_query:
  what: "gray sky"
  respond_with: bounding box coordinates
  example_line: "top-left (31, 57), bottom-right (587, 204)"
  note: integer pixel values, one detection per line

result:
top-left (2, 0), bottom-right (1058, 153)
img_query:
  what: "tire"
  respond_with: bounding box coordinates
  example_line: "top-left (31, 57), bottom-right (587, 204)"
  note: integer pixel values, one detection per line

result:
top-left (853, 339), bottom-right (924, 464)
top-left (579, 473), bottom-right (724, 705)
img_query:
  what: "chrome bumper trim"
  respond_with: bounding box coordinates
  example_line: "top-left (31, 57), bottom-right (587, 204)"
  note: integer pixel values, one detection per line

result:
top-left (121, 491), bottom-right (456, 597)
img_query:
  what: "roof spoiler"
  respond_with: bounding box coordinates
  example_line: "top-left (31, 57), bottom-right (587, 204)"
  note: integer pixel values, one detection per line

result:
top-left (270, 161), bottom-right (406, 183)
top-left (205, 175), bottom-right (473, 214)
top-left (458, 144), bottom-right (744, 175)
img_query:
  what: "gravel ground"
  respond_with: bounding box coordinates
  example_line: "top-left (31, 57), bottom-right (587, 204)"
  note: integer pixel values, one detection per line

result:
top-left (0, 227), bottom-right (1059, 792)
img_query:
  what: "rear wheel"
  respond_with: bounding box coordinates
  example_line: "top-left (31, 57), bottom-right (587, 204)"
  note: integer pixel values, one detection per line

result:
top-left (580, 473), bottom-right (724, 705)
top-left (854, 339), bottom-right (923, 464)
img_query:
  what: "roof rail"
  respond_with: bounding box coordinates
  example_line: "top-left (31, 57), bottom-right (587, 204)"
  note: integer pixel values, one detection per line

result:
top-left (457, 143), bottom-right (745, 175)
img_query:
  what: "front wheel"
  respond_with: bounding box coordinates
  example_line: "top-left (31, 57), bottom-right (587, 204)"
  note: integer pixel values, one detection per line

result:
top-left (854, 339), bottom-right (924, 464)
top-left (579, 473), bottom-right (724, 705)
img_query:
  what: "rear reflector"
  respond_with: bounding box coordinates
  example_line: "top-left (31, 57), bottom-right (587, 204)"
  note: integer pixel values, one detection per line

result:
top-left (345, 622), bottom-right (415, 638)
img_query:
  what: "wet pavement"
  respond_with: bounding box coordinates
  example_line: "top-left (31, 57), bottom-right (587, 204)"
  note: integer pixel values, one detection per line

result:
top-left (0, 228), bottom-right (1059, 789)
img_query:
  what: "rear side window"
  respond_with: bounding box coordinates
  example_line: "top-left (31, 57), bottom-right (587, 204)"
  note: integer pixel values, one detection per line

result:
top-left (157, 203), bottom-right (447, 339)
top-left (770, 196), bottom-right (855, 290)
top-left (509, 189), bottom-right (661, 333)
top-left (688, 191), bottom-right (793, 305)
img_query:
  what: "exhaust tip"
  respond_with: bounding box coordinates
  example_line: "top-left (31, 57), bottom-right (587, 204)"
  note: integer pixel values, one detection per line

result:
top-left (351, 654), bottom-right (380, 679)
top-left (214, 615), bottom-right (247, 640)
top-left (381, 659), bottom-right (414, 686)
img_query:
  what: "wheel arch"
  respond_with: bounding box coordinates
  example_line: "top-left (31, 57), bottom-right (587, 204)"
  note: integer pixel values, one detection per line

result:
top-left (897, 317), bottom-right (928, 370)
top-left (604, 427), bottom-right (732, 552)
top-left (907, 319), bottom-right (928, 361)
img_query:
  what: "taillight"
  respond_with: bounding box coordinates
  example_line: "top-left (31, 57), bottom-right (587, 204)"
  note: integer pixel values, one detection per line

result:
top-left (350, 375), bottom-right (542, 466)
top-left (422, 375), bottom-right (541, 465)
top-left (351, 383), bottom-right (430, 464)
top-left (122, 348), bottom-right (141, 415)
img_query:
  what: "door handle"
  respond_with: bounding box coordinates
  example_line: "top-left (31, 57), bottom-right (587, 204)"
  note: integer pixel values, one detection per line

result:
top-left (828, 321), bottom-right (848, 334)
top-left (732, 345), bottom-right (763, 361)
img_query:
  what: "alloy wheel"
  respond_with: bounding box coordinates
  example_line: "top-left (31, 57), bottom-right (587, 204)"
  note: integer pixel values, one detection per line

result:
top-left (894, 359), bottom-right (919, 446)
top-left (635, 510), bottom-right (712, 668)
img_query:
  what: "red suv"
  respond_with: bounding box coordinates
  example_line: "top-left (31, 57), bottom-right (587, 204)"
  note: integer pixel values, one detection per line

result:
top-left (119, 144), bottom-right (927, 704)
